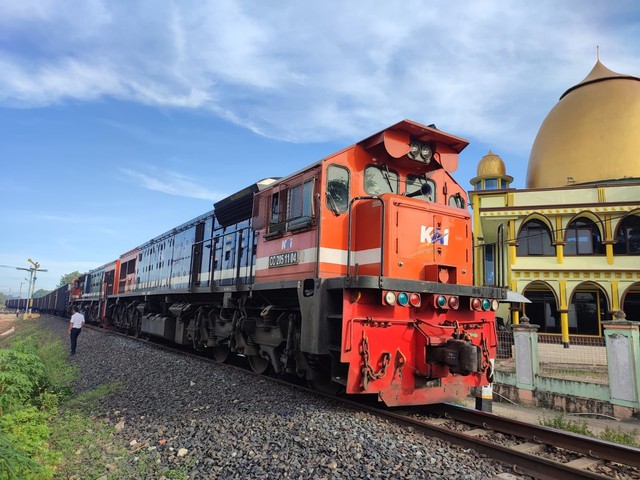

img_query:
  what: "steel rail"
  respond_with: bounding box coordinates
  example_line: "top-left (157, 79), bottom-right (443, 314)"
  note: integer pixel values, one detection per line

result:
top-left (426, 403), bottom-right (640, 469)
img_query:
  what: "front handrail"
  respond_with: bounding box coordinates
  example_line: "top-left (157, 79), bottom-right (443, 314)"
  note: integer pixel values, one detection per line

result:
top-left (346, 196), bottom-right (385, 285)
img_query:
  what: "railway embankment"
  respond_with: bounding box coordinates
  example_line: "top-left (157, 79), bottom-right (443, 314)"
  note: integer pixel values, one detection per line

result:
top-left (38, 314), bottom-right (517, 479)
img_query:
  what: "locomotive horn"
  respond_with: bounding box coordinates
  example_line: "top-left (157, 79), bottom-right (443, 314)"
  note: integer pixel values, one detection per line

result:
top-left (405, 183), bottom-right (432, 198)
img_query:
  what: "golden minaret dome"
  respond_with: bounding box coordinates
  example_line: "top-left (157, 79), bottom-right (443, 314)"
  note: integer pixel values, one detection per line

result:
top-left (526, 59), bottom-right (640, 188)
top-left (470, 150), bottom-right (513, 190)
top-left (477, 150), bottom-right (507, 177)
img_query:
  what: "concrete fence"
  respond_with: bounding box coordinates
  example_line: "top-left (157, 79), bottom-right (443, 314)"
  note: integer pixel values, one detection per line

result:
top-left (493, 319), bottom-right (640, 418)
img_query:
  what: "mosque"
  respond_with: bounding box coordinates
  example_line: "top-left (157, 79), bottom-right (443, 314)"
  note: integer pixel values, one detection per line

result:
top-left (470, 58), bottom-right (640, 347)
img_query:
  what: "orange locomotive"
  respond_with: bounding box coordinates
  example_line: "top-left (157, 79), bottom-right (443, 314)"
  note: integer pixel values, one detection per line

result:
top-left (37, 119), bottom-right (504, 407)
top-left (250, 119), bottom-right (503, 405)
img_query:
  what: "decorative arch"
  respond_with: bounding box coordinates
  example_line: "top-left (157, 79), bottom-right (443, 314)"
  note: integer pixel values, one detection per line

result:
top-left (521, 281), bottom-right (560, 333)
top-left (516, 214), bottom-right (555, 257)
top-left (621, 282), bottom-right (640, 321)
top-left (566, 281), bottom-right (610, 336)
top-left (564, 210), bottom-right (605, 236)
top-left (563, 211), bottom-right (605, 256)
top-left (613, 210), bottom-right (640, 255)
top-left (516, 213), bottom-right (553, 238)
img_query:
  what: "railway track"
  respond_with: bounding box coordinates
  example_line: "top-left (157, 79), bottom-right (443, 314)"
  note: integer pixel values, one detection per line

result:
top-left (84, 321), bottom-right (640, 480)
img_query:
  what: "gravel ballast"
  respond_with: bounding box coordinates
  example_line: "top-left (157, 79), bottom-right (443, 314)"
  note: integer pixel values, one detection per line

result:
top-left (43, 316), bottom-right (515, 479)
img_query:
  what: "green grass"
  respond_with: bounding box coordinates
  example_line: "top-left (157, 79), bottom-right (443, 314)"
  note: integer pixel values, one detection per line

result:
top-left (0, 320), bottom-right (195, 479)
top-left (540, 413), bottom-right (640, 447)
top-left (540, 413), bottom-right (593, 436)
top-left (599, 426), bottom-right (640, 447)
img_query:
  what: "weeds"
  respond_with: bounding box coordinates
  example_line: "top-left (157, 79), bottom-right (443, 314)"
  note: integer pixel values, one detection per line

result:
top-left (540, 413), bottom-right (593, 436)
top-left (540, 413), bottom-right (640, 447)
top-left (600, 426), bottom-right (639, 447)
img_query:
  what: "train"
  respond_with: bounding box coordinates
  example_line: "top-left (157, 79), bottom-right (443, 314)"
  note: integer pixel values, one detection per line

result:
top-left (9, 120), bottom-right (505, 406)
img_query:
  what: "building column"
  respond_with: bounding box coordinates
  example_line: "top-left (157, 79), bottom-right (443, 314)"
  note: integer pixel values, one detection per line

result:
top-left (559, 311), bottom-right (570, 348)
top-left (559, 280), bottom-right (570, 348)
top-left (511, 308), bottom-right (520, 325)
top-left (605, 243), bottom-right (614, 265)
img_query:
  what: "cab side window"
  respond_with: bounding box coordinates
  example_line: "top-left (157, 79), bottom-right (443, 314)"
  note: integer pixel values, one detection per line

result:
top-left (449, 193), bottom-right (466, 209)
top-left (287, 179), bottom-right (315, 230)
top-left (268, 191), bottom-right (285, 234)
top-left (326, 165), bottom-right (350, 214)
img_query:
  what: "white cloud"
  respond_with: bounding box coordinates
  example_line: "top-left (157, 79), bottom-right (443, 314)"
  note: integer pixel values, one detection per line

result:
top-left (119, 166), bottom-right (226, 201)
top-left (0, 0), bottom-right (638, 157)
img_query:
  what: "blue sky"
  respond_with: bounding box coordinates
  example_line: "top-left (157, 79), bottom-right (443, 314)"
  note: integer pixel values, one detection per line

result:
top-left (1, 0), bottom-right (639, 293)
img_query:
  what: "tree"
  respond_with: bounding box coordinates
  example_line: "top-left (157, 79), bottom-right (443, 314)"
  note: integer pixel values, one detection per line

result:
top-left (58, 271), bottom-right (81, 288)
top-left (32, 289), bottom-right (50, 299)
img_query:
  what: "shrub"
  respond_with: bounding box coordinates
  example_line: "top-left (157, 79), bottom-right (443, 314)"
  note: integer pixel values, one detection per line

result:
top-left (0, 345), bottom-right (45, 416)
top-left (0, 430), bottom-right (43, 480)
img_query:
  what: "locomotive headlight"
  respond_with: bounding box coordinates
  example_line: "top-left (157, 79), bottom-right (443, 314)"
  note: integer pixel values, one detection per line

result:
top-left (482, 299), bottom-right (491, 311)
top-left (420, 144), bottom-right (433, 163)
top-left (491, 299), bottom-right (499, 311)
top-left (436, 295), bottom-right (447, 308)
top-left (384, 291), bottom-right (397, 306)
top-left (397, 292), bottom-right (409, 306)
top-left (409, 141), bottom-right (420, 159)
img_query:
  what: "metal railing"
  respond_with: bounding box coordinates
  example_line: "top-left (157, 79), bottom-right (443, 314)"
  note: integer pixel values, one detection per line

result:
top-left (495, 330), bottom-right (609, 385)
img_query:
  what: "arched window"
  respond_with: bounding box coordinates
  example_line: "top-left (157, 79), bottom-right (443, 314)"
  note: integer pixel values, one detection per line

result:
top-left (613, 215), bottom-right (640, 255)
top-left (565, 218), bottom-right (604, 255)
top-left (516, 220), bottom-right (555, 256)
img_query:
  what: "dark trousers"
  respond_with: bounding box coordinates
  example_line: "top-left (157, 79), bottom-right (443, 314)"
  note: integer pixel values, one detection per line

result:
top-left (70, 328), bottom-right (82, 354)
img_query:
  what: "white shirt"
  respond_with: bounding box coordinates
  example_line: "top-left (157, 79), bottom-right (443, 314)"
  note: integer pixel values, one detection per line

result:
top-left (70, 312), bottom-right (85, 329)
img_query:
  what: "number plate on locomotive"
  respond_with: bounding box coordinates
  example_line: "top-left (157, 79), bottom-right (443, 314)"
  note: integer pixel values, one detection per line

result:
top-left (268, 251), bottom-right (299, 267)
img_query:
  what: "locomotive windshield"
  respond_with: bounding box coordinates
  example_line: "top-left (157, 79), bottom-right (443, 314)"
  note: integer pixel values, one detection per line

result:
top-left (406, 175), bottom-right (435, 202)
top-left (364, 165), bottom-right (399, 194)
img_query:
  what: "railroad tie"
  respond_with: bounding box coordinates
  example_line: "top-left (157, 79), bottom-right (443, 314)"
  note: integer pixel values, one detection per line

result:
top-left (564, 457), bottom-right (603, 470)
top-left (464, 428), bottom-right (488, 436)
top-left (511, 442), bottom-right (545, 454)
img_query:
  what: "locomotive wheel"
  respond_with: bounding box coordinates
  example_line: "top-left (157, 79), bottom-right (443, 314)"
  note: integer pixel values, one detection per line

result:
top-left (248, 354), bottom-right (270, 374)
top-left (133, 311), bottom-right (142, 338)
top-left (213, 345), bottom-right (230, 363)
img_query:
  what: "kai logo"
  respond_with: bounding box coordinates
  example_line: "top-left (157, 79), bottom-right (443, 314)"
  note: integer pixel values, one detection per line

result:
top-left (420, 225), bottom-right (449, 245)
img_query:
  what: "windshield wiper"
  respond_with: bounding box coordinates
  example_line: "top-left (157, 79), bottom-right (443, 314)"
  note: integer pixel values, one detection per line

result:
top-left (382, 164), bottom-right (394, 193)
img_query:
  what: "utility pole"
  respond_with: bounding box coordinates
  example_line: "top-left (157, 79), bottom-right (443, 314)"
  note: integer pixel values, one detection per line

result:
top-left (17, 281), bottom-right (23, 314)
top-left (16, 259), bottom-right (48, 319)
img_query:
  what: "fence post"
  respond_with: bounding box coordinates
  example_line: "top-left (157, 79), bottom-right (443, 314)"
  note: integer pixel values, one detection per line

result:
top-left (511, 318), bottom-right (539, 399)
top-left (602, 312), bottom-right (640, 412)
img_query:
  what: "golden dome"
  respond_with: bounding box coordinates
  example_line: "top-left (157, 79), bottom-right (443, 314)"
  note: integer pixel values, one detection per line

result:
top-left (470, 150), bottom-right (513, 189)
top-left (477, 150), bottom-right (507, 177)
top-left (526, 60), bottom-right (640, 188)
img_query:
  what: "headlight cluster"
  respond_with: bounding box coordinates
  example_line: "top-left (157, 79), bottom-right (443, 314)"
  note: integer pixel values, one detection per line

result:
top-left (470, 298), bottom-right (500, 311)
top-left (408, 140), bottom-right (433, 163)
top-left (383, 291), bottom-right (421, 307)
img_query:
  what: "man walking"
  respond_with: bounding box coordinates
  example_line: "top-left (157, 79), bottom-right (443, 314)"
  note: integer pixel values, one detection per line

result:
top-left (69, 305), bottom-right (85, 355)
